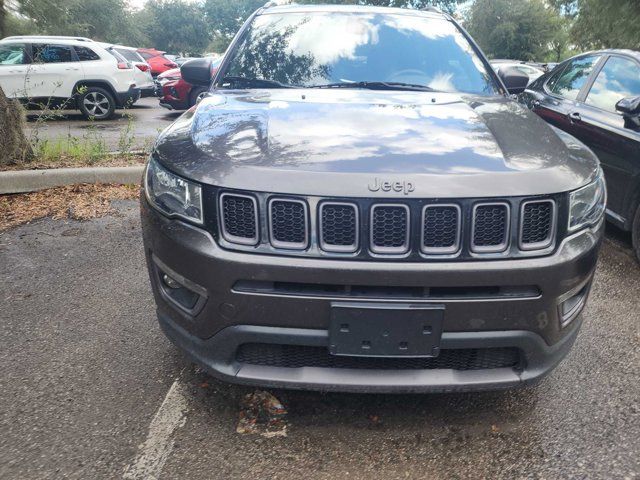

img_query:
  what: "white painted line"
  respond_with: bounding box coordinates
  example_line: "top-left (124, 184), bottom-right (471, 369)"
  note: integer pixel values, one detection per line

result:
top-left (122, 373), bottom-right (189, 480)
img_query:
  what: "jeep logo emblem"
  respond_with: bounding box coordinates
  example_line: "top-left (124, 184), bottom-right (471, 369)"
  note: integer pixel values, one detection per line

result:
top-left (368, 178), bottom-right (415, 195)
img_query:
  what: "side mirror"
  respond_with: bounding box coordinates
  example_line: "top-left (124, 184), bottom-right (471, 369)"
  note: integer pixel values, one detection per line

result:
top-left (498, 67), bottom-right (529, 95)
top-left (615, 96), bottom-right (640, 116)
top-left (181, 58), bottom-right (213, 87)
top-left (617, 96), bottom-right (640, 129)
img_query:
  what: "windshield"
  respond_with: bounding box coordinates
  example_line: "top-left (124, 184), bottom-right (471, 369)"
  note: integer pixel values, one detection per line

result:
top-left (219, 11), bottom-right (497, 94)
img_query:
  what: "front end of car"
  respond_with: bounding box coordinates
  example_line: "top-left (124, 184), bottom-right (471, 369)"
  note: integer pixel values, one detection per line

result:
top-left (156, 69), bottom-right (190, 110)
top-left (139, 4), bottom-right (606, 393)
top-left (140, 153), bottom-right (605, 393)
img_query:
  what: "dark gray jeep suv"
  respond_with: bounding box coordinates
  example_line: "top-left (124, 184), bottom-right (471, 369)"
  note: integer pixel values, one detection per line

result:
top-left (141, 4), bottom-right (605, 393)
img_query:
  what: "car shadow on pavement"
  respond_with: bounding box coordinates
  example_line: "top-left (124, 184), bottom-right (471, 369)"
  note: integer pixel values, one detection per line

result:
top-left (182, 360), bottom-right (541, 434)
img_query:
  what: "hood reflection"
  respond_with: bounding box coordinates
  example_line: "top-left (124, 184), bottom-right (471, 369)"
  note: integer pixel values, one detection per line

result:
top-left (153, 89), bottom-right (599, 198)
top-left (191, 90), bottom-right (530, 174)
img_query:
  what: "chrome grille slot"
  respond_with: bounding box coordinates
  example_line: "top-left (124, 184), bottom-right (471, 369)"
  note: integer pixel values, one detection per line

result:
top-left (319, 202), bottom-right (358, 253)
top-left (268, 198), bottom-right (309, 249)
top-left (370, 204), bottom-right (410, 254)
top-left (421, 204), bottom-right (461, 255)
top-left (472, 203), bottom-right (510, 253)
top-left (219, 193), bottom-right (258, 245)
top-left (520, 200), bottom-right (555, 250)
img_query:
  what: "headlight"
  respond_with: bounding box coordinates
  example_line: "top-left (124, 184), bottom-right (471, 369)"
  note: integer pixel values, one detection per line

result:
top-left (568, 171), bottom-right (606, 232)
top-left (145, 157), bottom-right (203, 224)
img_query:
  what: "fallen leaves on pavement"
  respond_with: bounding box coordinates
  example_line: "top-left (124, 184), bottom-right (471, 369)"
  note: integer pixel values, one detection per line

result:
top-left (237, 390), bottom-right (288, 437)
top-left (0, 183), bottom-right (139, 232)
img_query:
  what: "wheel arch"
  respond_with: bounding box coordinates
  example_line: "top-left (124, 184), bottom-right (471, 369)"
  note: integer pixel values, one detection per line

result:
top-left (73, 80), bottom-right (118, 106)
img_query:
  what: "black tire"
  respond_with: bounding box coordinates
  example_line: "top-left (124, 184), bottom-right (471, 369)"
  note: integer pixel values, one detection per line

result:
top-left (78, 87), bottom-right (116, 120)
top-left (632, 204), bottom-right (640, 263)
top-left (189, 87), bottom-right (208, 108)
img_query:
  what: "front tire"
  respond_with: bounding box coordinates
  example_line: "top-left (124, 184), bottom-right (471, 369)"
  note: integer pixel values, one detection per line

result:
top-left (632, 205), bottom-right (640, 262)
top-left (78, 87), bottom-right (116, 120)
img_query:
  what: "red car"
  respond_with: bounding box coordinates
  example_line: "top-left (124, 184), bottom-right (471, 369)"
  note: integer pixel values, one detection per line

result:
top-left (157, 58), bottom-right (222, 111)
top-left (137, 48), bottom-right (178, 77)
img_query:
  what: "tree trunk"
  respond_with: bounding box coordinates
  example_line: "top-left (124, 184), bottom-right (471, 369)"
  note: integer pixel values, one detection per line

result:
top-left (0, 0), bottom-right (5, 39)
top-left (0, 85), bottom-right (34, 166)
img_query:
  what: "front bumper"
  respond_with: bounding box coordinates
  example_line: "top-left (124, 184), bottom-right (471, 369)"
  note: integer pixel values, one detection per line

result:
top-left (141, 197), bottom-right (603, 392)
top-left (158, 93), bottom-right (189, 111)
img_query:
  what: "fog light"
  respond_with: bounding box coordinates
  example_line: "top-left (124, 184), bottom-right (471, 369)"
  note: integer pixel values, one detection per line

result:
top-left (559, 284), bottom-right (589, 327)
top-left (159, 271), bottom-right (200, 310)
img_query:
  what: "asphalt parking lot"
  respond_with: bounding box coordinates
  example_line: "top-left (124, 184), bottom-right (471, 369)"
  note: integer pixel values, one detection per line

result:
top-left (24, 97), bottom-right (180, 151)
top-left (0, 201), bottom-right (638, 479)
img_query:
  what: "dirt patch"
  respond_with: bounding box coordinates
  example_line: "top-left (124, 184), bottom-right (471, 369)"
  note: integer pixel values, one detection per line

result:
top-left (0, 184), bottom-right (139, 232)
top-left (1, 154), bottom-right (147, 171)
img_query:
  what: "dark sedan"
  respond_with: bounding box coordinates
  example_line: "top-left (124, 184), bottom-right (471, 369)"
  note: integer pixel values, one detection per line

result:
top-left (519, 50), bottom-right (640, 260)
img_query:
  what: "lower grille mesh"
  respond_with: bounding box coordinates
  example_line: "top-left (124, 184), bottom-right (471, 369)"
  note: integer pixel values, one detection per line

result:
top-left (236, 343), bottom-right (520, 371)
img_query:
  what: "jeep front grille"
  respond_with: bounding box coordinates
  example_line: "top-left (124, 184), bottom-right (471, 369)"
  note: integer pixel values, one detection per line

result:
top-left (319, 202), bottom-right (358, 252)
top-left (220, 193), bottom-right (259, 245)
top-left (370, 204), bottom-right (410, 254)
top-left (471, 203), bottom-right (510, 253)
top-left (268, 198), bottom-right (308, 249)
top-left (520, 200), bottom-right (555, 250)
top-left (211, 190), bottom-right (562, 261)
top-left (422, 204), bottom-right (461, 255)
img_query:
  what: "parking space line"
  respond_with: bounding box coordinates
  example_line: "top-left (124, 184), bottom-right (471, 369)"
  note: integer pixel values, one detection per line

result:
top-left (122, 371), bottom-right (189, 480)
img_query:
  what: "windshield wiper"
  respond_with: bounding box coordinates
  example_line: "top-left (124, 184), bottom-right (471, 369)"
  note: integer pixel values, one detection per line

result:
top-left (309, 81), bottom-right (435, 92)
top-left (219, 76), bottom-right (297, 89)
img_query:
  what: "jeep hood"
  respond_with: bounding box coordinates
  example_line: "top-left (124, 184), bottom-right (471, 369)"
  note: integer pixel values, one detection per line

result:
top-left (154, 89), bottom-right (599, 198)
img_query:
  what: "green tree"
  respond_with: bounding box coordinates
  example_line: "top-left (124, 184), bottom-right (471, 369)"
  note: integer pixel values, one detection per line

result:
top-left (571, 0), bottom-right (640, 50)
top-left (465, 0), bottom-right (563, 61)
top-left (138, 0), bottom-right (211, 54)
top-left (17, 0), bottom-right (144, 45)
top-left (203, 0), bottom-right (466, 52)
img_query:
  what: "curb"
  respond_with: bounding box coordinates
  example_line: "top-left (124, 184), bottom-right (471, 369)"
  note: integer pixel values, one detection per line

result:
top-left (0, 165), bottom-right (145, 194)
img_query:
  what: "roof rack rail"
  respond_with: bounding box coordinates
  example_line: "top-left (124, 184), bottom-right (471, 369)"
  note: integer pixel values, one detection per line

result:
top-left (2, 35), bottom-right (94, 42)
top-left (263, 0), bottom-right (296, 8)
top-left (421, 6), bottom-right (442, 13)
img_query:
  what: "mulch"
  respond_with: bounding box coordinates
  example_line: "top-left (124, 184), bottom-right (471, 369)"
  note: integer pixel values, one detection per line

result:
top-left (0, 183), bottom-right (139, 232)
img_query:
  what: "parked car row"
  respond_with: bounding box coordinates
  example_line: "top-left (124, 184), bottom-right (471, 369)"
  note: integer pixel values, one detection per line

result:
top-left (0, 35), bottom-right (182, 119)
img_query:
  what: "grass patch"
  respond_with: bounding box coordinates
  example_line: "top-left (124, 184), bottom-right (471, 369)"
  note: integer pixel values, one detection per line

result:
top-left (2, 109), bottom-right (150, 172)
top-left (36, 130), bottom-right (109, 163)
top-left (0, 184), bottom-right (139, 232)
top-left (2, 153), bottom-right (147, 171)
top-left (3, 114), bottom-right (149, 171)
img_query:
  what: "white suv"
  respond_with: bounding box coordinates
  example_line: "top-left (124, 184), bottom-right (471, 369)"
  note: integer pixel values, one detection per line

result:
top-left (0, 35), bottom-right (140, 120)
top-left (96, 43), bottom-right (154, 97)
